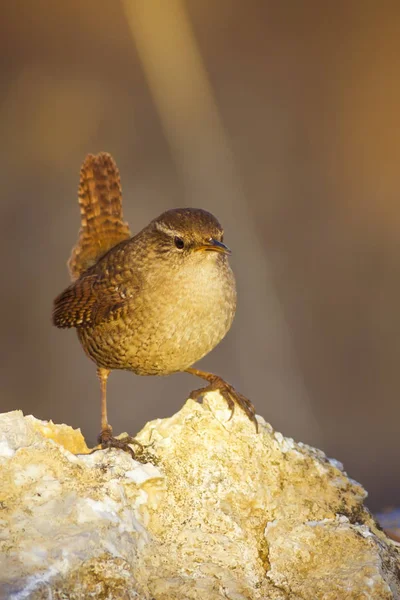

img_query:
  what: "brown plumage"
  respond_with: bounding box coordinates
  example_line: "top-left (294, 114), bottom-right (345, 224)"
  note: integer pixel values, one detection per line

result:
top-left (68, 153), bottom-right (131, 281)
top-left (53, 153), bottom-right (257, 455)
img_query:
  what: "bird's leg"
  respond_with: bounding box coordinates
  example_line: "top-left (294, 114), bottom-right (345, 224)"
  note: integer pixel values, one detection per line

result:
top-left (98, 367), bottom-right (111, 436)
top-left (185, 367), bottom-right (258, 432)
top-left (95, 367), bottom-right (143, 458)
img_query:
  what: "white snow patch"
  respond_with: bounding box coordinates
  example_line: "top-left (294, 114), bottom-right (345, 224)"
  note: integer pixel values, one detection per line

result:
top-left (0, 440), bottom-right (15, 457)
top-left (337, 515), bottom-right (350, 524)
top-left (125, 463), bottom-right (163, 484)
top-left (274, 431), bottom-right (295, 452)
top-left (356, 524), bottom-right (374, 538)
top-left (328, 457), bottom-right (344, 471)
top-left (264, 520), bottom-right (278, 534)
top-left (76, 497), bottom-right (120, 525)
top-left (10, 558), bottom-right (70, 600)
top-left (14, 464), bottom-right (48, 486)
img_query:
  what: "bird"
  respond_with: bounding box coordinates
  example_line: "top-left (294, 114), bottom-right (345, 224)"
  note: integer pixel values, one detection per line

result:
top-left (53, 152), bottom-right (257, 454)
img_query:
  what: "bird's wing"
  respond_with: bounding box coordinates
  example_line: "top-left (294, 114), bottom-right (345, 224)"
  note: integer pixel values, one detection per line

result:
top-left (53, 273), bottom-right (100, 328)
top-left (53, 255), bottom-right (135, 329)
top-left (68, 153), bottom-right (131, 281)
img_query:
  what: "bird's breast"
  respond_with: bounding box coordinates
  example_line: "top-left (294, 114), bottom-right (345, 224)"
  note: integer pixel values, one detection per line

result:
top-left (129, 258), bottom-right (237, 374)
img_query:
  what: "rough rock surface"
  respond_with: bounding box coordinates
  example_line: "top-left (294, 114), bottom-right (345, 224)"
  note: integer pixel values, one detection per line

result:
top-left (0, 394), bottom-right (399, 600)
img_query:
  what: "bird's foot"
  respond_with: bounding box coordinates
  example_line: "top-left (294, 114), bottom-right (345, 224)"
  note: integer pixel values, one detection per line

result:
top-left (93, 426), bottom-right (144, 459)
top-left (189, 375), bottom-right (258, 432)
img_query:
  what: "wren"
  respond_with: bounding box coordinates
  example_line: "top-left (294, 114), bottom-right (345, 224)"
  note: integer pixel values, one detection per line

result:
top-left (53, 153), bottom-right (257, 454)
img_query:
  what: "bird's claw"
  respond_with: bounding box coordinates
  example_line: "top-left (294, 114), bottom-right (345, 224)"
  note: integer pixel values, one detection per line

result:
top-left (91, 427), bottom-right (144, 459)
top-left (189, 376), bottom-right (258, 432)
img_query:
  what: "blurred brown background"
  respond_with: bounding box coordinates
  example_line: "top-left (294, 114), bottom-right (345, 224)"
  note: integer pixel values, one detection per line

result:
top-left (1, 1), bottom-right (399, 512)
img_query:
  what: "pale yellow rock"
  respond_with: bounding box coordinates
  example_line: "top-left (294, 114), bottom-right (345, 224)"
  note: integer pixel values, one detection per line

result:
top-left (0, 396), bottom-right (399, 599)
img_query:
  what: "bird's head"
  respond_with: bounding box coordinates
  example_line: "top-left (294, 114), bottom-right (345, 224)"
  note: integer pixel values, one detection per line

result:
top-left (147, 208), bottom-right (231, 266)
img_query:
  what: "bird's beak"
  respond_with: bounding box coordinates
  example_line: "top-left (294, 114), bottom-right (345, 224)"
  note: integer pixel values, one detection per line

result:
top-left (196, 239), bottom-right (231, 255)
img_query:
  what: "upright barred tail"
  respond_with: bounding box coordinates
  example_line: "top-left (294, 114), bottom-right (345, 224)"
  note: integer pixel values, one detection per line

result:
top-left (68, 153), bottom-right (131, 281)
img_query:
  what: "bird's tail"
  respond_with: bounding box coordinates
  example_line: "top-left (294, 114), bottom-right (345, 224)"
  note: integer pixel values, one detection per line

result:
top-left (68, 153), bottom-right (131, 281)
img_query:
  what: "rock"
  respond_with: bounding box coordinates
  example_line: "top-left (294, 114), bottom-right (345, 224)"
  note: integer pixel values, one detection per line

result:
top-left (0, 393), bottom-right (399, 599)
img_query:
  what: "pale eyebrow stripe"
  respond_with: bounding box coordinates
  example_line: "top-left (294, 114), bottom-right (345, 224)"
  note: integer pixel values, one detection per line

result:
top-left (154, 221), bottom-right (176, 236)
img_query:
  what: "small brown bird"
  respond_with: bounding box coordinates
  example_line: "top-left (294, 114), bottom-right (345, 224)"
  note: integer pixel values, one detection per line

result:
top-left (53, 153), bottom-right (257, 453)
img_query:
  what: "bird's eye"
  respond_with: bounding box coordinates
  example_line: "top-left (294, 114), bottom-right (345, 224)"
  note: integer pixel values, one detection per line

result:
top-left (174, 236), bottom-right (185, 249)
